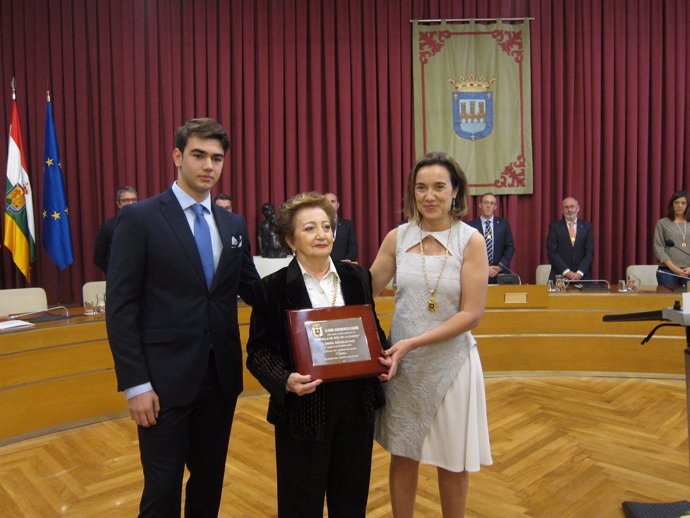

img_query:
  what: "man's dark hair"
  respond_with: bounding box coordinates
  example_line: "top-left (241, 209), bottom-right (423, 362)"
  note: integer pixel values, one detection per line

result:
top-left (174, 118), bottom-right (230, 153)
top-left (214, 193), bottom-right (233, 202)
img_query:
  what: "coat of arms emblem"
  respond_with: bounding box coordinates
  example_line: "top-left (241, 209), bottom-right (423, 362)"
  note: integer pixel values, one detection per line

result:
top-left (449, 74), bottom-right (496, 141)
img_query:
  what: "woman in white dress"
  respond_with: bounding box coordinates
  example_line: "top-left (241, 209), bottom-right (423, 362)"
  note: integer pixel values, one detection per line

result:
top-left (370, 151), bottom-right (492, 518)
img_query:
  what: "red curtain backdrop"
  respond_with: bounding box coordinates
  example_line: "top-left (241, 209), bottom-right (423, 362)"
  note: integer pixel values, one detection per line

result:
top-left (0, 0), bottom-right (689, 303)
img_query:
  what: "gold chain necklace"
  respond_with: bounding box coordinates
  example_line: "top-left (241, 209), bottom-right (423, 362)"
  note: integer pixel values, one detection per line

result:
top-left (419, 221), bottom-right (454, 312)
top-left (674, 220), bottom-right (688, 248)
top-left (329, 273), bottom-right (339, 306)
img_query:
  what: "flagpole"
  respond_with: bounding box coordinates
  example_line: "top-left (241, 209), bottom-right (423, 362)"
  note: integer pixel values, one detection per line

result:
top-left (6, 77), bottom-right (31, 288)
top-left (46, 89), bottom-right (58, 302)
top-left (10, 78), bottom-right (19, 287)
top-left (48, 89), bottom-right (59, 302)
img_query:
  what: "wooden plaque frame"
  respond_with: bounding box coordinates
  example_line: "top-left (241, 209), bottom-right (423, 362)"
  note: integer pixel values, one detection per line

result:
top-left (286, 304), bottom-right (386, 382)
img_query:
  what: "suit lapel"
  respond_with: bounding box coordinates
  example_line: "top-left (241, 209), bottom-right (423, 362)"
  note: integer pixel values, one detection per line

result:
top-left (285, 259), bottom-right (312, 309)
top-left (339, 270), bottom-right (362, 304)
top-left (212, 205), bottom-right (236, 292)
top-left (334, 219), bottom-right (344, 242)
top-left (493, 218), bottom-right (502, 255)
top-left (160, 189), bottom-right (208, 290)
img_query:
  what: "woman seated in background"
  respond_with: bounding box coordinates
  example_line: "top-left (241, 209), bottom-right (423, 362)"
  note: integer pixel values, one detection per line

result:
top-left (654, 191), bottom-right (690, 289)
top-left (246, 191), bottom-right (388, 518)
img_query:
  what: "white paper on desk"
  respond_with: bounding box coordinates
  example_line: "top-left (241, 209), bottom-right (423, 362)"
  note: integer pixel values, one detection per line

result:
top-left (0, 319), bottom-right (34, 330)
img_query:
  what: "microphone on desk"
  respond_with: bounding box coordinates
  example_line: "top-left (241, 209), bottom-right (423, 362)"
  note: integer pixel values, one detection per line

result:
top-left (8, 305), bottom-right (70, 320)
top-left (497, 263), bottom-right (522, 285)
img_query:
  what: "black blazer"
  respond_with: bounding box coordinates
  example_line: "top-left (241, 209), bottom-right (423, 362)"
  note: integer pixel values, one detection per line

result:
top-left (93, 216), bottom-right (117, 274)
top-left (331, 217), bottom-right (358, 262)
top-left (546, 219), bottom-right (594, 279)
top-left (467, 216), bottom-right (515, 268)
top-left (105, 188), bottom-right (260, 406)
top-left (246, 258), bottom-right (386, 440)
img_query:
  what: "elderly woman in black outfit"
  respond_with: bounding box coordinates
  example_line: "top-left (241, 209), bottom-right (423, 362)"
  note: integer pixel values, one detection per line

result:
top-left (246, 191), bottom-right (388, 518)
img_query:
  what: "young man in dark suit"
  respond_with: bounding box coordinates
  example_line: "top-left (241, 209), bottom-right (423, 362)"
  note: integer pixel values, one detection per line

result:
top-left (546, 196), bottom-right (594, 281)
top-left (467, 192), bottom-right (516, 283)
top-left (105, 118), bottom-right (260, 518)
top-left (325, 192), bottom-right (358, 262)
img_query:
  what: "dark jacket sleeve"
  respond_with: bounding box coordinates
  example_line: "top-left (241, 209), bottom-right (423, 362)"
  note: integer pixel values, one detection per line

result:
top-left (234, 217), bottom-right (261, 306)
top-left (344, 219), bottom-right (358, 261)
top-left (498, 219), bottom-right (515, 268)
top-left (546, 221), bottom-right (568, 275)
top-left (105, 206), bottom-right (149, 391)
top-left (93, 218), bottom-right (115, 274)
top-left (576, 222), bottom-right (595, 276)
top-left (246, 273), bottom-right (293, 406)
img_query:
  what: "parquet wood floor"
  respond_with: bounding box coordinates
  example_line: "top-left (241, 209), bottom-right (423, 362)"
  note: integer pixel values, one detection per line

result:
top-left (1, 377), bottom-right (689, 517)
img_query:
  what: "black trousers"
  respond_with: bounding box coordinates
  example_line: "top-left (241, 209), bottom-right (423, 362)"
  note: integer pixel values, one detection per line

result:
top-left (274, 380), bottom-right (375, 518)
top-left (137, 352), bottom-right (237, 518)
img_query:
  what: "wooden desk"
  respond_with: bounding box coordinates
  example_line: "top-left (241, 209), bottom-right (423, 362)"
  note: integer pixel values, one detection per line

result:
top-left (476, 285), bottom-right (686, 376)
top-left (0, 309), bottom-right (258, 444)
top-left (0, 313), bottom-right (125, 443)
top-left (1, 288), bottom-right (685, 443)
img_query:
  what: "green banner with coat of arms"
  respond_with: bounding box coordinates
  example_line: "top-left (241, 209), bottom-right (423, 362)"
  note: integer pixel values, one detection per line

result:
top-left (413, 20), bottom-right (533, 194)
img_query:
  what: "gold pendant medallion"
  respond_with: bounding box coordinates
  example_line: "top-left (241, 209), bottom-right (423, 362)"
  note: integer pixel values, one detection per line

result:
top-left (427, 297), bottom-right (437, 312)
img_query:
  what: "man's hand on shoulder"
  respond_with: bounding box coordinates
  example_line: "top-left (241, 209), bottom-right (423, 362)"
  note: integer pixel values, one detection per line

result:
top-left (128, 390), bottom-right (160, 427)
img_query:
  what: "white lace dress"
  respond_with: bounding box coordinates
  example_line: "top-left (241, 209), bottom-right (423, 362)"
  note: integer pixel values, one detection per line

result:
top-left (375, 221), bottom-right (492, 472)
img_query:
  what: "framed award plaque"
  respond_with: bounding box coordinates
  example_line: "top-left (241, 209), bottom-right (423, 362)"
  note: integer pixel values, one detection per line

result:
top-left (286, 304), bottom-right (386, 382)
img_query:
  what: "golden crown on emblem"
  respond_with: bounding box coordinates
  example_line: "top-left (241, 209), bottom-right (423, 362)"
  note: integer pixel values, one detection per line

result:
top-left (448, 74), bottom-right (496, 92)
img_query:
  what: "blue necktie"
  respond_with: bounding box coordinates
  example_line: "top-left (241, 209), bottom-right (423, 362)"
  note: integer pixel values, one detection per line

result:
top-left (484, 220), bottom-right (494, 265)
top-left (192, 203), bottom-right (214, 288)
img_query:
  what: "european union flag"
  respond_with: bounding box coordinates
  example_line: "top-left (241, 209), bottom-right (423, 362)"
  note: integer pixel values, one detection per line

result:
top-left (42, 95), bottom-right (73, 269)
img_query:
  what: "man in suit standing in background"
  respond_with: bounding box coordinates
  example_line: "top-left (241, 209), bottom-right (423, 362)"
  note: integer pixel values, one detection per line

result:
top-left (93, 185), bottom-right (138, 274)
top-left (546, 196), bottom-right (594, 281)
top-left (106, 118), bottom-right (260, 518)
top-left (468, 192), bottom-right (516, 283)
top-left (213, 192), bottom-right (233, 212)
top-left (325, 191), bottom-right (358, 262)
